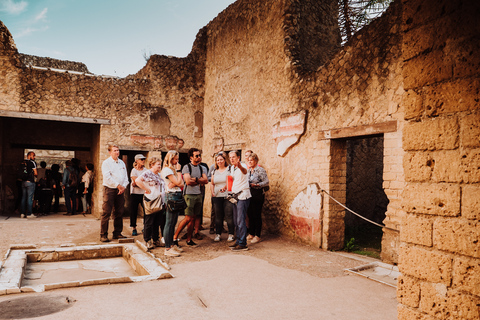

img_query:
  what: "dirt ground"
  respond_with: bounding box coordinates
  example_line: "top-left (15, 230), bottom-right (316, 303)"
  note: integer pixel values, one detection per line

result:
top-left (0, 213), bottom-right (372, 277)
top-left (0, 213), bottom-right (398, 320)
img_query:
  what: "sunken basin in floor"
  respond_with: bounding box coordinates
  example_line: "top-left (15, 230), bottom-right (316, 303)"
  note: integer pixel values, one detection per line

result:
top-left (0, 243), bottom-right (172, 294)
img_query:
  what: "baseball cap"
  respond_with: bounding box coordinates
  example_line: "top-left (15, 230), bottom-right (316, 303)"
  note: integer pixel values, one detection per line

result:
top-left (135, 154), bottom-right (146, 161)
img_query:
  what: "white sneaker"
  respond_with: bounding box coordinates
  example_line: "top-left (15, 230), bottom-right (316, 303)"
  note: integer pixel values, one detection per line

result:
top-left (27, 214), bottom-right (37, 219)
top-left (214, 234), bottom-right (221, 242)
top-left (20, 214), bottom-right (26, 218)
top-left (251, 236), bottom-right (261, 244)
top-left (164, 248), bottom-right (180, 257)
top-left (161, 237), bottom-right (165, 244)
top-left (173, 245), bottom-right (184, 252)
top-left (227, 234), bottom-right (235, 242)
top-left (247, 234), bottom-right (254, 241)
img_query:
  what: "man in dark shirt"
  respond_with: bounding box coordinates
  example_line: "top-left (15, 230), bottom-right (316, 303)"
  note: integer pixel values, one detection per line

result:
top-left (20, 151), bottom-right (37, 218)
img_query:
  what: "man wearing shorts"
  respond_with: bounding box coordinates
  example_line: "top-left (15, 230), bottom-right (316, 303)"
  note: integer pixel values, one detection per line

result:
top-left (173, 148), bottom-right (208, 246)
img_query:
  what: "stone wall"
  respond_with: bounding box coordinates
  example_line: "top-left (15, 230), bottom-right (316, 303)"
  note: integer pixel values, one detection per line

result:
top-left (203, 0), bottom-right (404, 258)
top-left (19, 53), bottom-right (91, 73)
top-left (397, 0), bottom-right (480, 319)
top-left (0, 19), bottom-right (207, 216)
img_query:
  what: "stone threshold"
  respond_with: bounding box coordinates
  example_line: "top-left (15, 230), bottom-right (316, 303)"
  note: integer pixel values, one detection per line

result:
top-left (345, 261), bottom-right (400, 288)
top-left (0, 241), bottom-right (172, 295)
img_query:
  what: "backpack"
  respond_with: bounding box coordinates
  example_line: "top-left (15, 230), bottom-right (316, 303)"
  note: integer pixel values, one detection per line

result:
top-left (17, 160), bottom-right (30, 181)
top-left (67, 167), bottom-right (78, 187)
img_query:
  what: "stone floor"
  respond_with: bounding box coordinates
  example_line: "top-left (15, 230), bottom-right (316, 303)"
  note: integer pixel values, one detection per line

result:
top-left (0, 212), bottom-right (398, 319)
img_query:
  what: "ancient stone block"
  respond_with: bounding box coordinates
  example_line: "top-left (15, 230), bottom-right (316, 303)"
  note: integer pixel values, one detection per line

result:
top-left (453, 256), bottom-right (480, 296)
top-left (430, 149), bottom-right (480, 183)
top-left (403, 152), bottom-right (433, 182)
top-left (433, 218), bottom-right (480, 258)
top-left (272, 110), bottom-right (306, 157)
top-left (423, 79), bottom-right (480, 116)
top-left (397, 304), bottom-right (436, 320)
top-left (403, 117), bottom-right (459, 151)
top-left (460, 112), bottom-right (480, 148)
top-left (403, 50), bottom-right (452, 90)
top-left (397, 274), bottom-right (421, 308)
top-left (400, 214), bottom-right (433, 247)
top-left (420, 283), bottom-right (480, 320)
top-left (450, 36), bottom-right (480, 79)
top-left (399, 245), bottom-right (452, 284)
top-left (401, 183), bottom-right (460, 217)
top-left (403, 89), bottom-right (423, 120)
top-left (462, 184), bottom-right (480, 220)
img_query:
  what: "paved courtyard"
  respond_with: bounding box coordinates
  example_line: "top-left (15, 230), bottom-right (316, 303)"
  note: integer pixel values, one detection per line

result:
top-left (0, 213), bottom-right (397, 319)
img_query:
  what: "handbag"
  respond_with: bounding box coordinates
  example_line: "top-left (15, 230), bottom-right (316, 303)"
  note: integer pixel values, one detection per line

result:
top-left (167, 198), bottom-right (187, 212)
top-left (143, 195), bottom-right (163, 215)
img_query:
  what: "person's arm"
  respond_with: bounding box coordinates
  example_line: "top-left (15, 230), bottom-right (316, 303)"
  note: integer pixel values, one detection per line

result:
top-left (198, 173), bottom-right (208, 185)
top-left (210, 176), bottom-right (215, 197)
top-left (183, 173), bottom-right (198, 186)
top-left (135, 176), bottom-right (150, 194)
top-left (236, 162), bottom-right (247, 175)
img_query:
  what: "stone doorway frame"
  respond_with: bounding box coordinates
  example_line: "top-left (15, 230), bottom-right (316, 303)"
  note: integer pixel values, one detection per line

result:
top-left (319, 121), bottom-right (397, 252)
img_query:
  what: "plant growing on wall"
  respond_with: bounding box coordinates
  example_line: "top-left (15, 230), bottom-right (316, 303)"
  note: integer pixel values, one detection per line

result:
top-left (339, 0), bottom-right (392, 43)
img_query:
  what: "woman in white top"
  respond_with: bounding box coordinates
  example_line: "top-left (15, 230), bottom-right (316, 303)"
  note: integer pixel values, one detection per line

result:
top-left (228, 150), bottom-right (251, 251)
top-left (210, 152), bottom-right (235, 242)
top-left (160, 150), bottom-right (184, 257)
top-left (135, 157), bottom-right (165, 250)
top-left (130, 154), bottom-right (148, 236)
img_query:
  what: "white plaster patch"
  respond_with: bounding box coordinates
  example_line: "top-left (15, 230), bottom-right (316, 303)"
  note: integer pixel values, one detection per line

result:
top-left (289, 183), bottom-right (322, 219)
top-left (272, 110), bottom-right (307, 157)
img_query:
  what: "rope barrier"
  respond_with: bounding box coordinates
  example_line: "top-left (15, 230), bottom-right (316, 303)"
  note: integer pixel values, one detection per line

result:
top-left (320, 189), bottom-right (399, 232)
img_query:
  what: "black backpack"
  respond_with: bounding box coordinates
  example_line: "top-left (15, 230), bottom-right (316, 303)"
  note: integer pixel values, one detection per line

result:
top-left (17, 160), bottom-right (30, 181)
top-left (67, 168), bottom-right (78, 187)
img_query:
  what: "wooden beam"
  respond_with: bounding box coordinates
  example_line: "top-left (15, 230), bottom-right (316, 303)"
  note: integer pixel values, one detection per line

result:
top-left (319, 121), bottom-right (397, 140)
top-left (0, 110), bottom-right (110, 125)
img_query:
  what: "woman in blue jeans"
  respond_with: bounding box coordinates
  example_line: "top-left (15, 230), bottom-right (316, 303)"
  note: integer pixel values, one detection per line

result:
top-left (161, 151), bottom-right (185, 257)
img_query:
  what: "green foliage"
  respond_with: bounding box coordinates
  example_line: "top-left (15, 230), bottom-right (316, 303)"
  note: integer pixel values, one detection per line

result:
top-left (345, 237), bottom-right (357, 252)
top-left (339, 0), bottom-right (393, 43)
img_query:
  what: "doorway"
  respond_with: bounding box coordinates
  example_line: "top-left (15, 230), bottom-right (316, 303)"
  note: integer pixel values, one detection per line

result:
top-left (344, 135), bottom-right (388, 258)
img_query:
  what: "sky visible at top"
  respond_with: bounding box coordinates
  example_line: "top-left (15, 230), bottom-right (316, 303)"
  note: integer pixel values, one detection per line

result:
top-left (0, 0), bottom-right (236, 77)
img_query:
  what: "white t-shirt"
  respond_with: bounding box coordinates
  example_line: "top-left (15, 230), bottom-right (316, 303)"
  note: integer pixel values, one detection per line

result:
top-left (161, 167), bottom-right (182, 193)
top-left (212, 167), bottom-right (231, 197)
top-left (138, 170), bottom-right (165, 202)
top-left (130, 167), bottom-right (148, 194)
top-left (231, 163), bottom-right (251, 200)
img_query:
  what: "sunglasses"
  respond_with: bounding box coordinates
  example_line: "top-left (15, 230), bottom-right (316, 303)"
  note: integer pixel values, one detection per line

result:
top-left (194, 154), bottom-right (201, 158)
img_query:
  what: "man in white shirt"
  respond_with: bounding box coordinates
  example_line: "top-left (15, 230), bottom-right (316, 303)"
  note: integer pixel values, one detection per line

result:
top-left (100, 144), bottom-right (129, 242)
top-left (228, 150), bottom-right (251, 251)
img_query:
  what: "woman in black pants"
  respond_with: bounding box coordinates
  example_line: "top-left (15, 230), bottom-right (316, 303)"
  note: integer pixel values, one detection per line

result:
top-left (130, 154), bottom-right (148, 236)
top-left (246, 153), bottom-right (269, 244)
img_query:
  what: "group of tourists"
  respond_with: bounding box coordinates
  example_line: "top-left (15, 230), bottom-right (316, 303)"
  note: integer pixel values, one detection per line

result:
top-left (17, 151), bottom-right (94, 218)
top-left (100, 144), bottom-right (269, 258)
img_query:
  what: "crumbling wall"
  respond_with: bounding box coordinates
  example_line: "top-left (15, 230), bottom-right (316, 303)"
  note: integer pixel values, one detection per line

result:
top-left (203, 0), bottom-right (404, 255)
top-left (397, 0), bottom-right (480, 319)
top-left (19, 53), bottom-right (91, 73)
top-left (0, 19), bottom-right (206, 217)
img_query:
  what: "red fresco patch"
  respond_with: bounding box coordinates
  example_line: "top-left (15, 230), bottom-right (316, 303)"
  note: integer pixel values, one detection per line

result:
top-left (290, 215), bottom-right (321, 243)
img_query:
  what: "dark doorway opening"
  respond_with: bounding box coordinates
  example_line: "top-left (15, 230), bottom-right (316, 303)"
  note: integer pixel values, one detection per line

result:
top-left (0, 117), bottom-right (99, 216)
top-left (344, 135), bottom-right (388, 258)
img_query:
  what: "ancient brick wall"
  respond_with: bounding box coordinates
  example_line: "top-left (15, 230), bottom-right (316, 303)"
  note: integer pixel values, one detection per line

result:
top-left (397, 0), bottom-right (480, 319)
top-left (0, 20), bottom-right (206, 216)
top-left (203, 0), bottom-right (404, 258)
